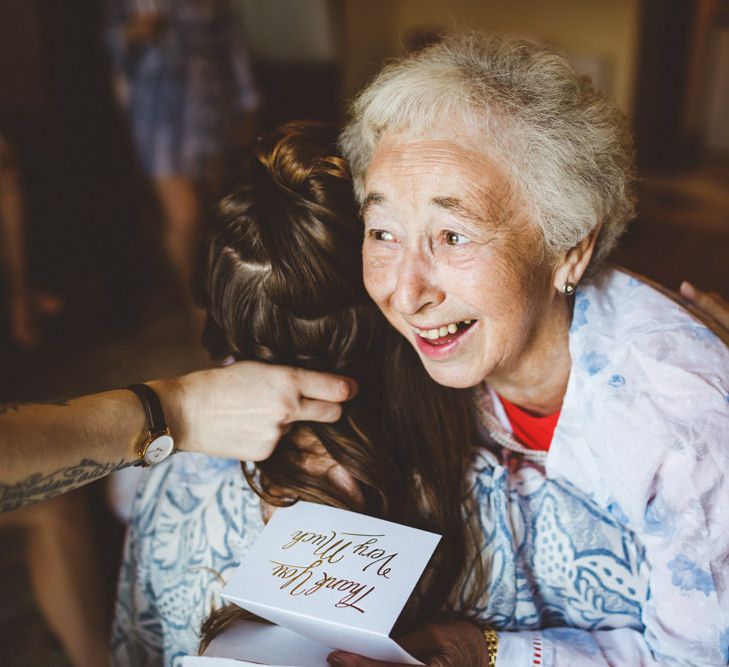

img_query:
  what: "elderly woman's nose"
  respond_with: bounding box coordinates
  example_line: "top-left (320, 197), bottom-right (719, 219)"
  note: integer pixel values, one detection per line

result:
top-left (391, 249), bottom-right (444, 315)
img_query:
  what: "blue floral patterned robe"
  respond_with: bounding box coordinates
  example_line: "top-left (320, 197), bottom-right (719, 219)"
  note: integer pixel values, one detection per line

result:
top-left (112, 269), bottom-right (729, 666)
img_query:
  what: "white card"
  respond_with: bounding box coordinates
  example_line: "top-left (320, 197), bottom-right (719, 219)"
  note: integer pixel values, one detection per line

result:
top-left (216, 502), bottom-right (441, 665)
top-left (192, 619), bottom-right (331, 666)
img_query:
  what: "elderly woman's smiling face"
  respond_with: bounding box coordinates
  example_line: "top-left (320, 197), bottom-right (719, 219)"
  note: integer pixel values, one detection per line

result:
top-left (362, 131), bottom-right (566, 390)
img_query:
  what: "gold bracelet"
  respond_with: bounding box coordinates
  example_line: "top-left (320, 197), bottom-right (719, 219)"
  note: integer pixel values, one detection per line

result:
top-left (483, 628), bottom-right (499, 666)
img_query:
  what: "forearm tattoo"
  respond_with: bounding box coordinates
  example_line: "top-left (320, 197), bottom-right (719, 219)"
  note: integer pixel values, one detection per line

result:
top-left (0, 458), bottom-right (134, 512)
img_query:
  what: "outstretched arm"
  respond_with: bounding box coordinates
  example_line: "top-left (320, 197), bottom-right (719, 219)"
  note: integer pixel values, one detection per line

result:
top-left (0, 360), bottom-right (355, 512)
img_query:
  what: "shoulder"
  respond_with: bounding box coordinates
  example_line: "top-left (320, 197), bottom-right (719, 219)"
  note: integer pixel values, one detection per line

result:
top-left (573, 268), bottom-right (726, 358)
top-left (569, 268), bottom-right (728, 411)
top-left (554, 268), bottom-right (729, 523)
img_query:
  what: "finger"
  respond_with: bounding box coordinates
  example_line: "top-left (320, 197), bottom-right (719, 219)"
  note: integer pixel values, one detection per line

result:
top-left (290, 398), bottom-right (343, 424)
top-left (679, 280), bottom-right (698, 302)
top-left (682, 280), bottom-right (719, 312)
top-left (396, 625), bottom-right (438, 658)
top-left (293, 368), bottom-right (358, 403)
top-left (395, 621), bottom-right (479, 664)
top-left (396, 624), bottom-right (457, 662)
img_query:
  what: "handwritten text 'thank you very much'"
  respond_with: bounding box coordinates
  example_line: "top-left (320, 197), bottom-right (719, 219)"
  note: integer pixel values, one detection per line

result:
top-left (269, 529), bottom-right (400, 613)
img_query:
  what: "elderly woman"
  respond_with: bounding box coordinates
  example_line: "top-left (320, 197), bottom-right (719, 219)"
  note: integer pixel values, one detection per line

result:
top-left (329, 33), bottom-right (728, 666)
top-left (113, 34), bottom-right (728, 667)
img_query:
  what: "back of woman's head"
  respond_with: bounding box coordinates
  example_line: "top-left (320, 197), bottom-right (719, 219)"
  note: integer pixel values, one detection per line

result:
top-left (197, 120), bottom-right (371, 373)
top-left (195, 121), bottom-right (395, 514)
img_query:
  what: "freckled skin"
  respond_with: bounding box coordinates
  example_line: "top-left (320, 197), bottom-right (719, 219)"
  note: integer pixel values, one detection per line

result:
top-left (362, 131), bottom-right (574, 412)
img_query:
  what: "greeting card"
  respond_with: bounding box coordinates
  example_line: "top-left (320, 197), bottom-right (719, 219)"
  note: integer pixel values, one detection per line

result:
top-left (183, 502), bottom-right (440, 666)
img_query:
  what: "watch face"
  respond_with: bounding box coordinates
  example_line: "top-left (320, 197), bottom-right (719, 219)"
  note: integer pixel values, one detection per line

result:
top-left (143, 434), bottom-right (175, 465)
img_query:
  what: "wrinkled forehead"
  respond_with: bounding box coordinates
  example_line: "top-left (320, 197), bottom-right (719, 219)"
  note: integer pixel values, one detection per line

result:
top-left (370, 114), bottom-right (492, 163)
top-left (362, 126), bottom-right (518, 221)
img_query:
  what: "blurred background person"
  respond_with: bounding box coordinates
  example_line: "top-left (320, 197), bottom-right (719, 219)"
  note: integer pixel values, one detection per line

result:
top-left (106, 0), bottom-right (259, 300)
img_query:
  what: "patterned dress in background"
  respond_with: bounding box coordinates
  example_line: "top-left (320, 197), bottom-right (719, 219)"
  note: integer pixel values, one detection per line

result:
top-left (111, 269), bottom-right (729, 667)
top-left (106, 0), bottom-right (258, 179)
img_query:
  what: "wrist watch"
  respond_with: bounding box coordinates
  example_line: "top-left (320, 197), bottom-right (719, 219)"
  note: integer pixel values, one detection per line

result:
top-left (126, 383), bottom-right (175, 466)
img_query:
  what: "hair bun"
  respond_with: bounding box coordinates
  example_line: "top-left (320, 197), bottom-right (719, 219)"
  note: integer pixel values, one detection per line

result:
top-left (249, 122), bottom-right (365, 318)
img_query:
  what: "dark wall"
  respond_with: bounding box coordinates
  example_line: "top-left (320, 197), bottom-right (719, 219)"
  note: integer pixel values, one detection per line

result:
top-left (632, 0), bottom-right (697, 169)
top-left (0, 0), bottom-right (162, 338)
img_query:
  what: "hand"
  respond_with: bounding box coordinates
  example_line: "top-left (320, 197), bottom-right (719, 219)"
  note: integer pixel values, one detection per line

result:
top-left (327, 620), bottom-right (490, 667)
top-left (680, 281), bottom-right (729, 333)
top-left (149, 361), bottom-right (357, 461)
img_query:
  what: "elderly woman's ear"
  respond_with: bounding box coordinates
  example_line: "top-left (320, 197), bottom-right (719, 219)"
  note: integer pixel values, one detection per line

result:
top-left (552, 223), bottom-right (603, 294)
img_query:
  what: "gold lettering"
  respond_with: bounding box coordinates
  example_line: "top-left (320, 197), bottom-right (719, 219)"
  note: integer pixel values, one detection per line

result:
top-left (334, 585), bottom-right (375, 613)
top-left (314, 536), bottom-right (352, 564)
top-left (362, 551), bottom-right (397, 578)
top-left (269, 558), bottom-right (323, 595)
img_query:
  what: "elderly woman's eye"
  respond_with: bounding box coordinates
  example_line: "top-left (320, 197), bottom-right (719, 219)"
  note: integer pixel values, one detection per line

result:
top-left (444, 231), bottom-right (470, 246)
top-left (369, 229), bottom-right (395, 242)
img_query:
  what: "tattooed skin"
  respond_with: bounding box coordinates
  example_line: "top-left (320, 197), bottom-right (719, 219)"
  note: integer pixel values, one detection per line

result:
top-left (0, 458), bottom-right (134, 512)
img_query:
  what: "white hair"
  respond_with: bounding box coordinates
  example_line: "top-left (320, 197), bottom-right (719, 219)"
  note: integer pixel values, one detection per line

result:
top-left (340, 32), bottom-right (636, 272)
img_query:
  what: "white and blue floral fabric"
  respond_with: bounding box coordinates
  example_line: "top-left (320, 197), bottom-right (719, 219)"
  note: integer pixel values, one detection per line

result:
top-left (111, 269), bottom-right (729, 667)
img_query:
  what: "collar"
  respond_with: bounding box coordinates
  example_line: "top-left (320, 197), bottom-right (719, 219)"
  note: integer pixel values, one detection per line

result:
top-left (473, 384), bottom-right (548, 463)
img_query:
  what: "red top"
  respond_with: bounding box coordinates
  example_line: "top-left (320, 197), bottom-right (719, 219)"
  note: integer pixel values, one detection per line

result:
top-left (497, 394), bottom-right (560, 452)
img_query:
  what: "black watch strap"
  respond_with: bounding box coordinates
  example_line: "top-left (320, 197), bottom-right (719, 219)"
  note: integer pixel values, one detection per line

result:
top-left (126, 383), bottom-right (168, 436)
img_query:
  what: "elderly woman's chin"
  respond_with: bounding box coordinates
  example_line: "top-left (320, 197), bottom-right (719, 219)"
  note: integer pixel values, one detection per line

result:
top-left (418, 358), bottom-right (488, 390)
top-left (404, 320), bottom-right (499, 389)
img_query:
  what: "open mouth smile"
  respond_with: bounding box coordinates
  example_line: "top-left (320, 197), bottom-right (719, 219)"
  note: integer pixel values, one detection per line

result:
top-left (412, 319), bottom-right (477, 357)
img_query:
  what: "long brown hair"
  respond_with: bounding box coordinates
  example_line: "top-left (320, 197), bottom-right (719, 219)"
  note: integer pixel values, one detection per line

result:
top-left (195, 121), bottom-right (482, 650)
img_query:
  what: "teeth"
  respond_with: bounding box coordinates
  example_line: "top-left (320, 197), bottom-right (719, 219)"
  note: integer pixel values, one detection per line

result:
top-left (414, 320), bottom-right (474, 340)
